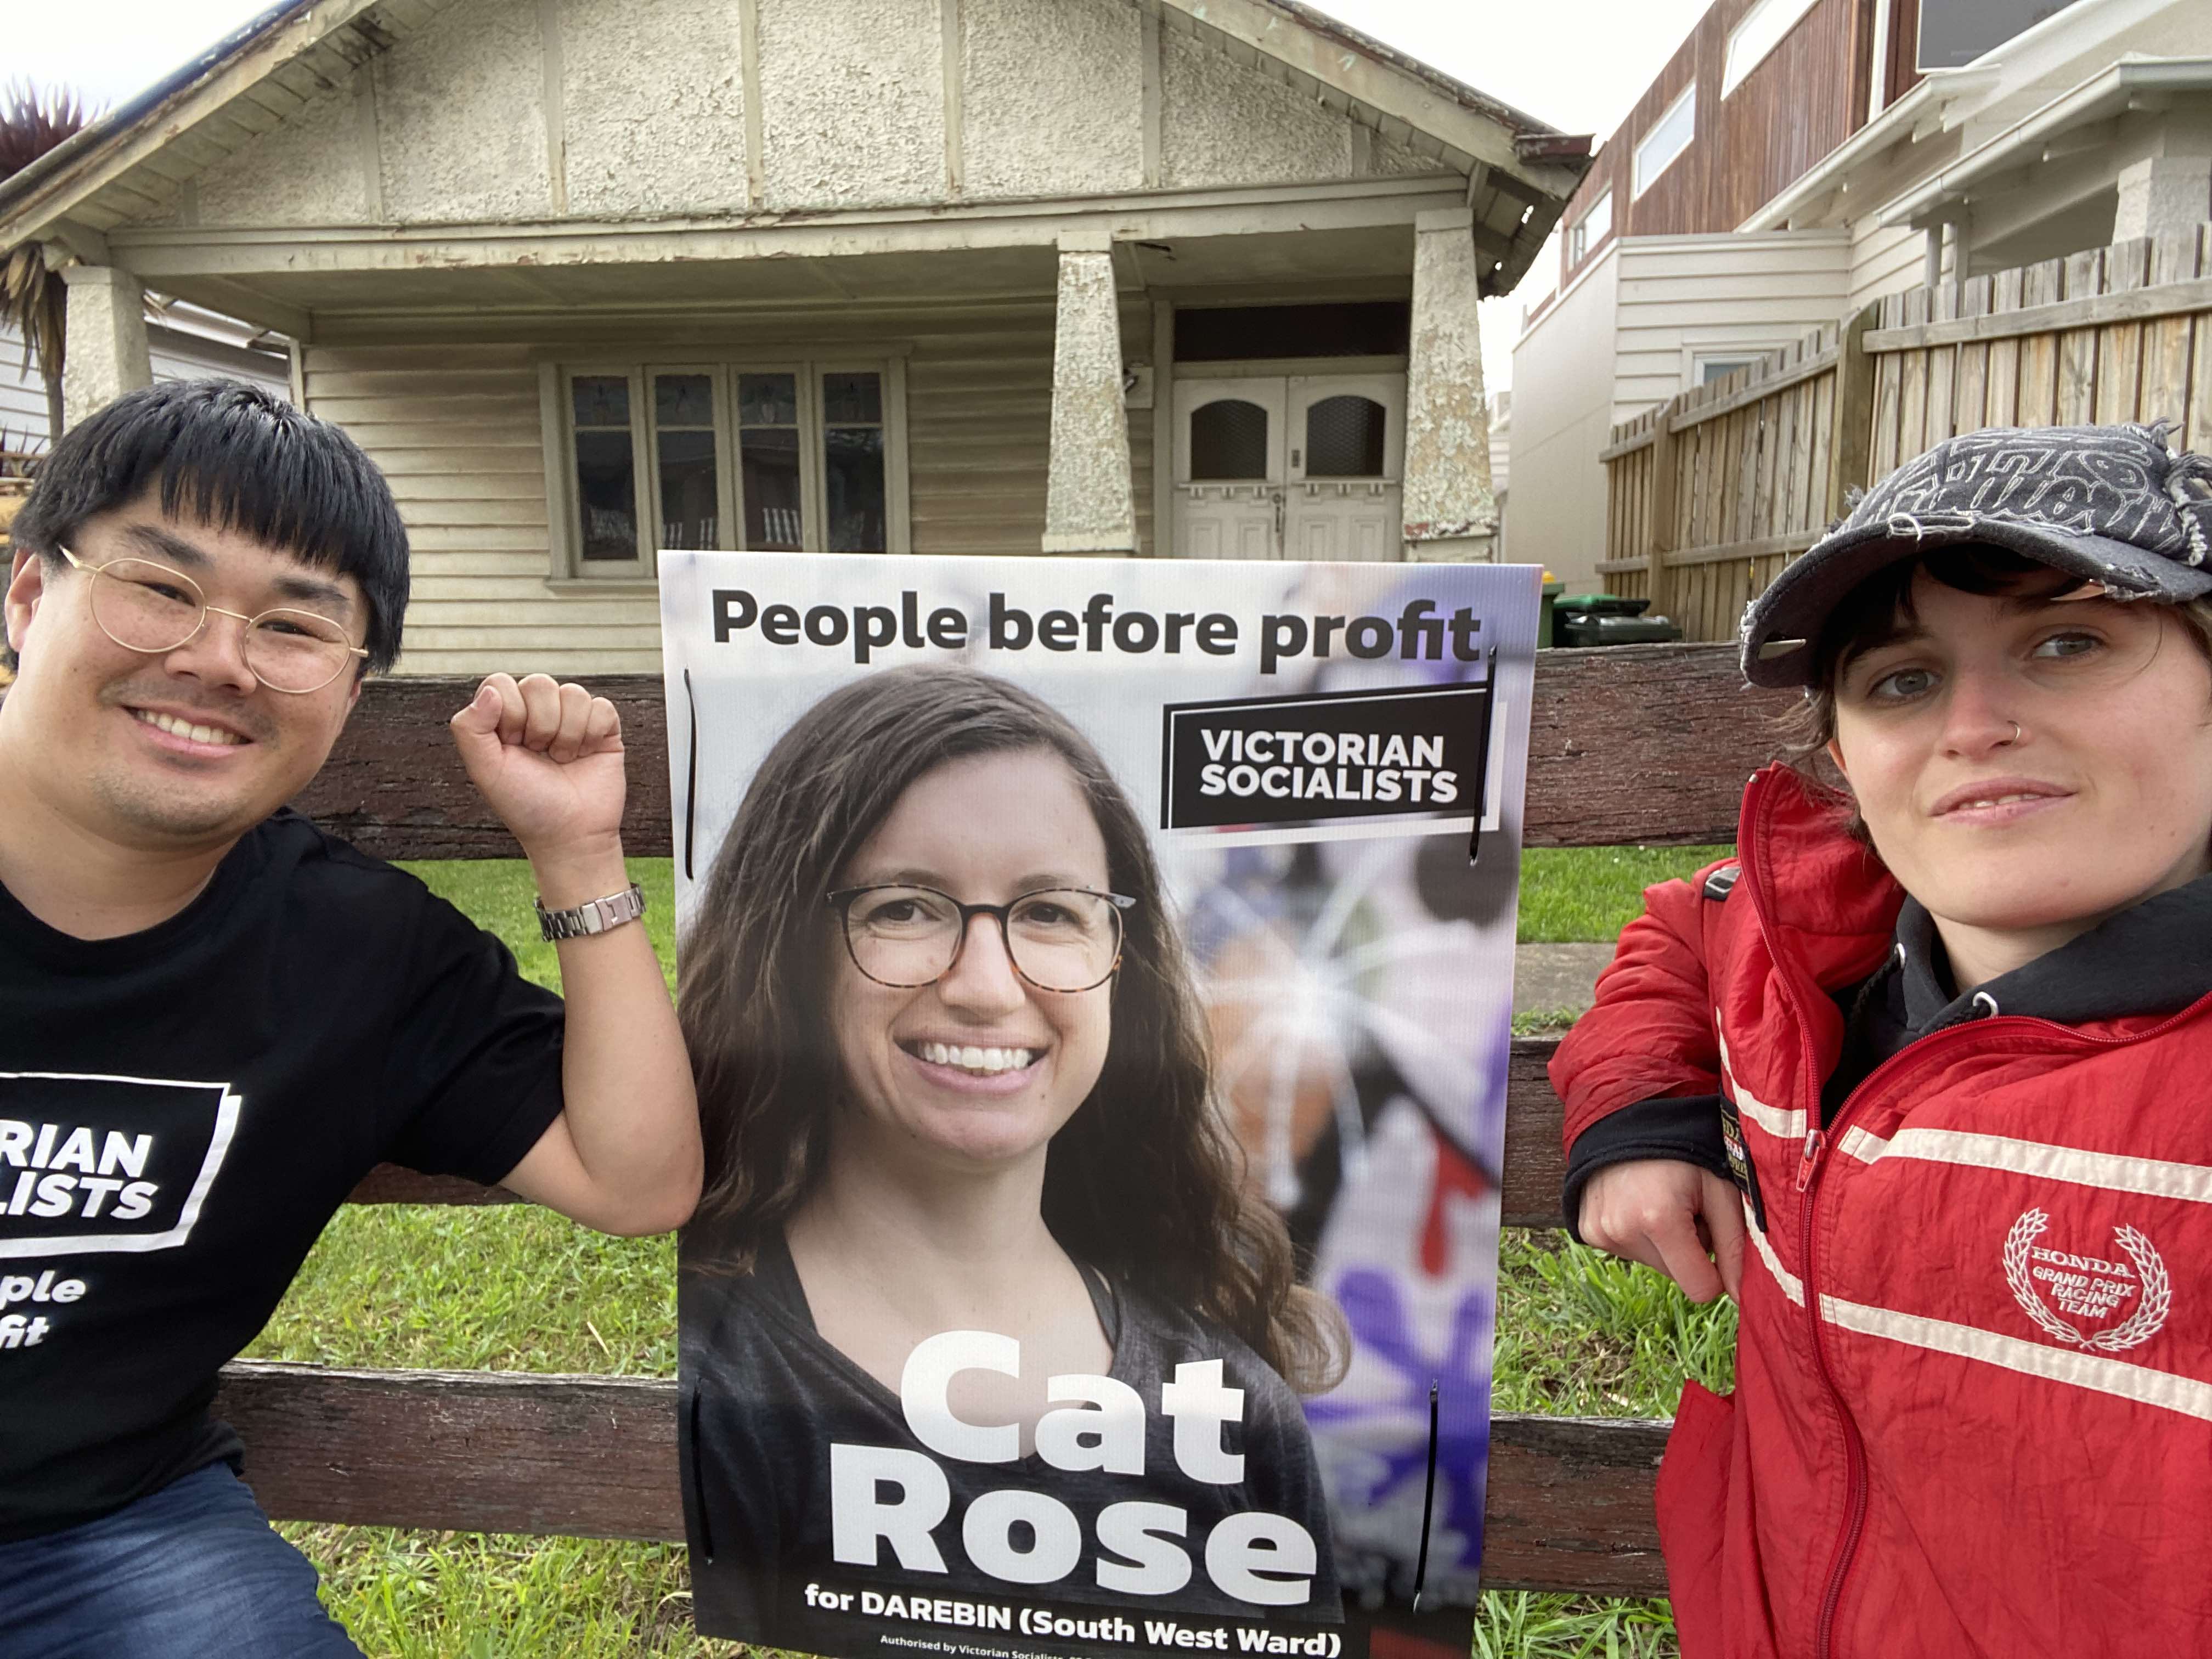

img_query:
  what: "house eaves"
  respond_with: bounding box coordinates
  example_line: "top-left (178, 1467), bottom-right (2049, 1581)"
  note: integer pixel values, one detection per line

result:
top-left (1878, 55), bottom-right (2212, 229)
top-left (1738, 67), bottom-right (1997, 232)
top-left (4, 0), bottom-right (1587, 301)
top-left (1743, 0), bottom-right (2204, 235)
top-left (0, 0), bottom-right (457, 259)
top-left (1144, 0), bottom-right (1590, 294)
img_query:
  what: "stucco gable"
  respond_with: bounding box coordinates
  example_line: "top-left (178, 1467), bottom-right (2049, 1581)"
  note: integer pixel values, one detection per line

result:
top-left (961, 0), bottom-right (1147, 200)
top-left (559, 0), bottom-right (749, 219)
top-left (5, 0), bottom-right (1582, 293)
top-left (142, 0), bottom-right (1455, 231)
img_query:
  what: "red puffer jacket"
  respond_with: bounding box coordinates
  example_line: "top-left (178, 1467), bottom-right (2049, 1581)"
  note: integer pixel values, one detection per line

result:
top-left (1550, 764), bottom-right (2212, 1659)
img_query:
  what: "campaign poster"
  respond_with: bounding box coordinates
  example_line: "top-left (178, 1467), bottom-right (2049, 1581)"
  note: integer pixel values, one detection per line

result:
top-left (661, 553), bottom-right (1539, 1659)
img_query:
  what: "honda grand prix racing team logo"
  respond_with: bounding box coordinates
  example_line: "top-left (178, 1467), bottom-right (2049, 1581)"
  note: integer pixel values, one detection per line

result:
top-left (2004, 1209), bottom-right (2171, 1353)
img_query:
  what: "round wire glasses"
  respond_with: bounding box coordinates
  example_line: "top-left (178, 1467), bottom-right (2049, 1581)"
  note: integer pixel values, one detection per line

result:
top-left (61, 547), bottom-right (368, 695)
top-left (827, 884), bottom-right (1135, 994)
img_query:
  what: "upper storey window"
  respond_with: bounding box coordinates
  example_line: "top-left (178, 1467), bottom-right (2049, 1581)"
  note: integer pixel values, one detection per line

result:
top-left (1568, 189), bottom-right (1612, 266)
top-left (1723, 0), bottom-right (1820, 96)
top-left (1633, 85), bottom-right (1696, 198)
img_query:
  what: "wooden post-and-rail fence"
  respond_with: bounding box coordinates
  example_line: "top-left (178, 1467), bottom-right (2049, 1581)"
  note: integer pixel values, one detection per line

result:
top-left (182, 644), bottom-right (1800, 1599)
top-left (1600, 221), bottom-right (2212, 643)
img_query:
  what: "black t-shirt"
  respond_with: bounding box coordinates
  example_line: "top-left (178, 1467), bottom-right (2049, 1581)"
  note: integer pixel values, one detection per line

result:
top-left (681, 1233), bottom-right (1342, 1656)
top-left (0, 810), bottom-right (567, 1541)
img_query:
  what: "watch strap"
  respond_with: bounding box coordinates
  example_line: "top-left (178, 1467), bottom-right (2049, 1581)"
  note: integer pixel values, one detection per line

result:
top-left (535, 881), bottom-right (648, 941)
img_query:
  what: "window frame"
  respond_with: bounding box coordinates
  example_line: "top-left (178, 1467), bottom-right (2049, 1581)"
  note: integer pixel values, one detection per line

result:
top-left (1722, 0), bottom-right (1820, 97)
top-left (816, 361), bottom-right (902, 556)
top-left (553, 363), bottom-right (653, 579)
top-left (540, 352), bottom-right (911, 581)
top-left (731, 360), bottom-right (819, 555)
top-left (1694, 354), bottom-right (1765, 387)
top-left (1683, 338), bottom-right (1795, 390)
top-left (645, 362), bottom-right (737, 561)
top-left (1632, 84), bottom-right (1697, 199)
top-left (1568, 189), bottom-right (1613, 266)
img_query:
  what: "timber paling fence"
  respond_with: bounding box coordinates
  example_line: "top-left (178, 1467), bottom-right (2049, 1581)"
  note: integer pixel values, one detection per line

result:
top-left (1599, 221), bottom-right (2212, 642)
top-left (201, 645), bottom-right (1796, 1598)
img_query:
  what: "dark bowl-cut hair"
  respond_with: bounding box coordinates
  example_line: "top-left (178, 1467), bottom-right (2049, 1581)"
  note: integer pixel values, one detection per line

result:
top-left (681, 665), bottom-right (1346, 1395)
top-left (12, 379), bottom-right (409, 672)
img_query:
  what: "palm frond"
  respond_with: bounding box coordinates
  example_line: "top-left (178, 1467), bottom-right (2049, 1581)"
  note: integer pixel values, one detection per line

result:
top-left (0, 80), bottom-right (92, 179)
top-left (0, 79), bottom-right (98, 439)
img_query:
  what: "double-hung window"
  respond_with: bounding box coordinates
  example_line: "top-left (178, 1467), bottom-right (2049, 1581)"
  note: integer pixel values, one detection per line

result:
top-left (544, 358), bottom-right (905, 577)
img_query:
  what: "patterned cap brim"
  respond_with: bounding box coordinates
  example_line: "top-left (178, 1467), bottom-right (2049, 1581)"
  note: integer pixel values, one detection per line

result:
top-left (1740, 517), bottom-right (2212, 688)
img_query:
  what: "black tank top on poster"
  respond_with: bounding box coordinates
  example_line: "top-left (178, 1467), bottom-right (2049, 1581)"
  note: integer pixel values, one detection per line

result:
top-left (680, 1231), bottom-right (1344, 1655)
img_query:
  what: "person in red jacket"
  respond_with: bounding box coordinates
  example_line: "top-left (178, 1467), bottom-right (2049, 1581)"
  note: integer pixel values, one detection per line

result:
top-left (1550, 422), bottom-right (2212, 1659)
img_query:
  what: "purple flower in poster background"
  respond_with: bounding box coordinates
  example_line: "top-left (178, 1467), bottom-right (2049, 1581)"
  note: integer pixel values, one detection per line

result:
top-left (1166, 564), bottom-right (1526, 1599)
top-left (1311, 1267), bottom-right (1495, 1590)
top-left (1175, 840), bottom-right (1512, 1595)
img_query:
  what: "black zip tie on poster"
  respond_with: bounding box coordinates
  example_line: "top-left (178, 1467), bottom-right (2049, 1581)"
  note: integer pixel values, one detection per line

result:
top-left (1468, 646), bottom-right (1499, 867)
top-left (687, 1385), bottom-right (715, 1565)
top-left (1410, 1379), bottom-right (1441, 1612)
top-left (682, 667), bottom-right (701, 881)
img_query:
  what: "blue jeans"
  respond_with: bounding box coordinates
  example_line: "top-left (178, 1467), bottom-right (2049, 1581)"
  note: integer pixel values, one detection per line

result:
top-left (0, 1462), bottom-right (363, 1658)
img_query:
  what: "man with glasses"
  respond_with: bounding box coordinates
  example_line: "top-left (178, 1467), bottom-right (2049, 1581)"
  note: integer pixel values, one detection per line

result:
top-left (0, 379), bottom-right (701, 1657)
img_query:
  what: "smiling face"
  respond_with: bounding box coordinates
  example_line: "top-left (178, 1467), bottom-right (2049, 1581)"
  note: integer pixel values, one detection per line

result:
top-left (1829, 571), bottom-right (2212, 946)
top-left (2, 490), bottom-right (368, 849)
top-left (825, 748), bottom-right (1115, 1177)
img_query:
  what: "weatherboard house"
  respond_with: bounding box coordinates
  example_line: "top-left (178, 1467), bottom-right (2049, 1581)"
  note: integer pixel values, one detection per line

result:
top-left (0, 0), bottom-right (1585, 677)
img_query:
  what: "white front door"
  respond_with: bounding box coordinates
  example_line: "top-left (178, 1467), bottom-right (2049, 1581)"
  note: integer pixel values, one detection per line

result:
top-left (1172, 374), bottom-right (1404, 560)
top-left (1170, 377), bottom-right (1285, 560)
top-left (1285, 374), bottom-right (1404, 562)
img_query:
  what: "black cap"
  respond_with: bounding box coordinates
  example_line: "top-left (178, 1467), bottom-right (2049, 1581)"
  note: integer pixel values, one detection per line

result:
top-left (1740, 422), bottom-right (2212, 688)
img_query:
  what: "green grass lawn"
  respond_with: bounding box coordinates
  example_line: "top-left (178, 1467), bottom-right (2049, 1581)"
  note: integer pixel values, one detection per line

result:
top-left (254, 1213), bottom-right (1731, 1658)
top-left (394, 857), bottom-right (680, 996)
top-left (256, 848), bottom-right (1738, 1656)
top-left (1515, 847), bottom-right (1730, 945)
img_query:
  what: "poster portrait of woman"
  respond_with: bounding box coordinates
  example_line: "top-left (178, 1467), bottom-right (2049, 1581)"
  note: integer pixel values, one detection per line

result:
top-left (678, 666), bottom-right (1348, 1651)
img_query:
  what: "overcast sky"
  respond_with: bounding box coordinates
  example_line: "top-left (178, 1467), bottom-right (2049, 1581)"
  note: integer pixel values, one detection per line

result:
top-left (10, 0), bottom-right (1709, 388)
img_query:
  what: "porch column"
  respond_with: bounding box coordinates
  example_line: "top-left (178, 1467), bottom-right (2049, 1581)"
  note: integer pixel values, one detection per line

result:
top-left (1042, 231), bottom-right (1138, 555)
top-left (60, 264), bottom-right (153, 431)
top-left (2114, 155), bottom-right (2212, 241)
top-left (1403, 208), bottom-right (1497, 563)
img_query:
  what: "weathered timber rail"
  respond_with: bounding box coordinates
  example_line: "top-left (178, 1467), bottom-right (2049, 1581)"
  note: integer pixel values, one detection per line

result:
top-left (300, 644), bottom-right (1790, 859)
top-left (266, 641), bottom-right (1784, 1597)
top-left (351, 1035), bottom-right (1576, 1229)
top-left (211, 1364), bottom-right (1675, 1594)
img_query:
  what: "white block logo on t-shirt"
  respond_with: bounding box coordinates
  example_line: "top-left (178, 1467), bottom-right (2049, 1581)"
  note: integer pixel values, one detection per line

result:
top-left (0, 1073), bottom-right (240, 1257)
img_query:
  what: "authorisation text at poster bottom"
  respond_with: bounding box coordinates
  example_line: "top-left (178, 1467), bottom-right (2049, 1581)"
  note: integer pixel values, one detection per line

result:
top-left (808, 1583), bottom-right (1344, 1658)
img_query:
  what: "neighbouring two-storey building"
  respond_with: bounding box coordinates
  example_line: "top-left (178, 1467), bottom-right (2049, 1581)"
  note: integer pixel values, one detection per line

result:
top-left (1512, 0), bottom-right (2212, 590)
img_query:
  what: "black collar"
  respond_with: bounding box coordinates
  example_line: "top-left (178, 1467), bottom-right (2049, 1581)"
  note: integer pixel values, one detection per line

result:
top-left (1891, 870), bottom-right (2212, 1037)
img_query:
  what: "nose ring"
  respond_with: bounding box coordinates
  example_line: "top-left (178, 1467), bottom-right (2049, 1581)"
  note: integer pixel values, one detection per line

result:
top-left (2005, 720), bottom-right (2023, 744)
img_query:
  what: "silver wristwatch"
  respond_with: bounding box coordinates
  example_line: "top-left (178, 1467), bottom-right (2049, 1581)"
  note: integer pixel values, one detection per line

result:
top-left (535, 881), bottom-right (648, 941)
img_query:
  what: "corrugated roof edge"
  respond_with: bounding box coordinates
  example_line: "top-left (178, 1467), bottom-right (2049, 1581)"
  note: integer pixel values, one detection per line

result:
top-left (0, 0), bottom-right (318, 227)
